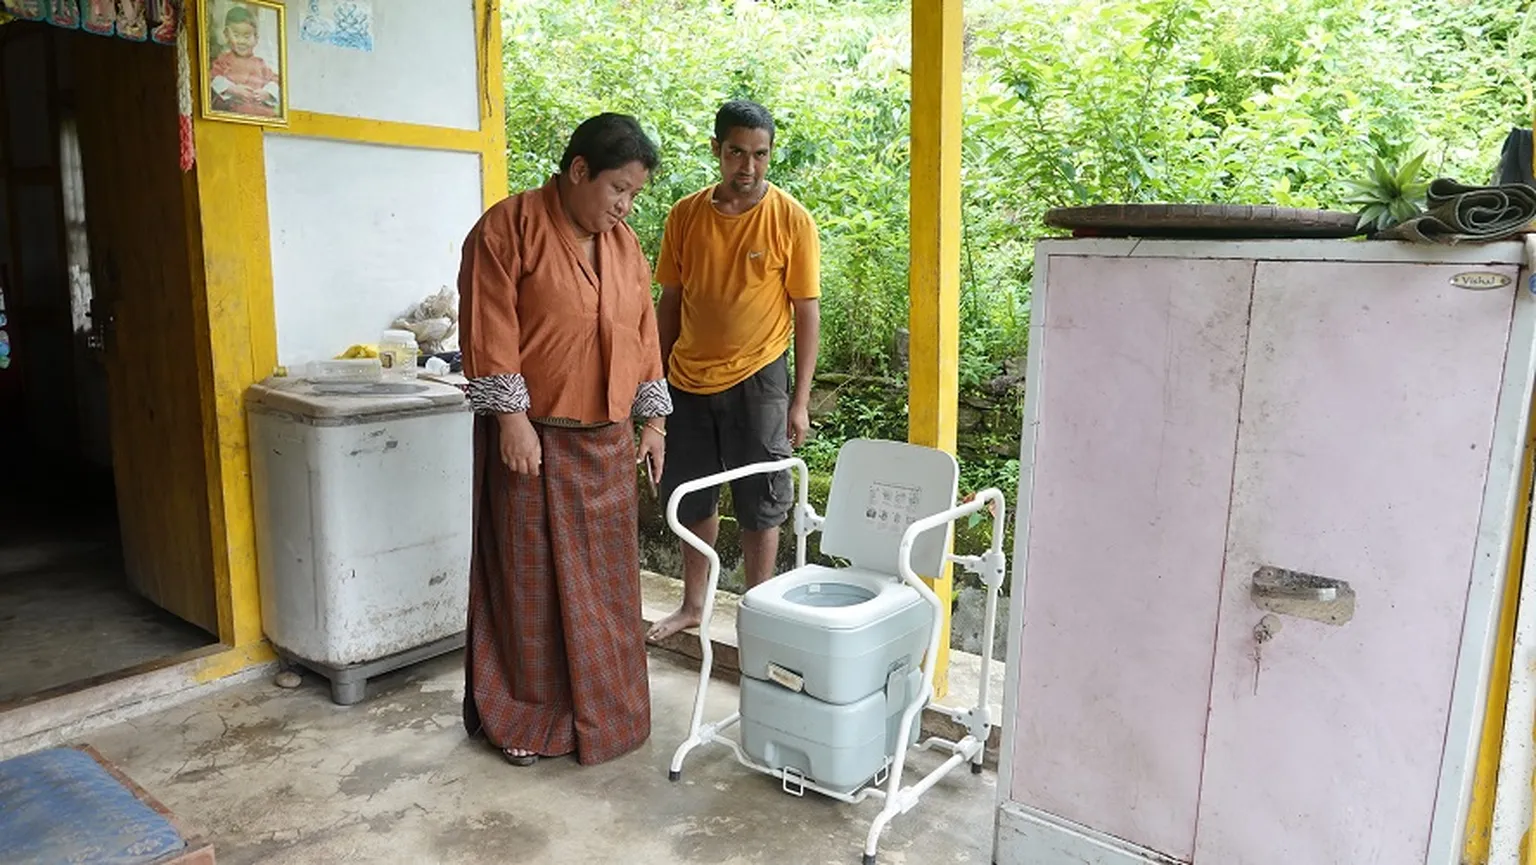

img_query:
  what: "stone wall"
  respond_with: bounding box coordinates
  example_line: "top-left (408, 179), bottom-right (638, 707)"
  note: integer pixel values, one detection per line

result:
top-left (811, 376), bottom-right (1023, 459)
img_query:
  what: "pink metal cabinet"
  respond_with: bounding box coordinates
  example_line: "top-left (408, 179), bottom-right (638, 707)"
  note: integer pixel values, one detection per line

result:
top-left (996, 241), bottom-right (1536, 865)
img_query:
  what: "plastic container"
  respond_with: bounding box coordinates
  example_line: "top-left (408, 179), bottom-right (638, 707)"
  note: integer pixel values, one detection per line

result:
top-left (307, 358), bottom-right (383, 383)
top-left (379, 330), bottom-right (419, 380)
top-left (739, 667), bottom-right (923, 793)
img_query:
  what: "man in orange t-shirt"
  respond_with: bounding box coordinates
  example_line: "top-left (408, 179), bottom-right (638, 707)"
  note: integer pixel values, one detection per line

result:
top-left (647, 99), bottom-right (821, 642)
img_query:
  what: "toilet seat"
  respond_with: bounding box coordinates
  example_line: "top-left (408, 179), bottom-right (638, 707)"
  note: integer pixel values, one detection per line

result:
top-left (741, 565), bottom-right (922, 631)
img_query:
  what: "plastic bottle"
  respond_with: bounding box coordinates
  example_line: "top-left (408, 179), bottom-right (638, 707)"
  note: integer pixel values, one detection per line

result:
top-left (378, 329), bottom-right (419, 380)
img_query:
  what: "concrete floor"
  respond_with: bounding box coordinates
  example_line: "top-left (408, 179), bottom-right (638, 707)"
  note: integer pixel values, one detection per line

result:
top-left (0, 529), bottom-right (213, 704)
top-left (80, 650), bottom-right (997, 865)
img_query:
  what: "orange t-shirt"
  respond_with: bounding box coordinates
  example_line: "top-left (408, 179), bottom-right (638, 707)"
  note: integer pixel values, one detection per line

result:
top-left (655, 184), bottom-right (820, 395)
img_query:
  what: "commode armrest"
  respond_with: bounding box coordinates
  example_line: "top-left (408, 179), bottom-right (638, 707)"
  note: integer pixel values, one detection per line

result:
top-left (894, 487), bottom-right (1010, 710)
top-left (665, 457), bottom-right (817, 570)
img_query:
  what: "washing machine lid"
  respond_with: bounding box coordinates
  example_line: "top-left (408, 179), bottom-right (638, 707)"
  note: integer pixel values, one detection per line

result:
top-left (246, 376), bottom-right (467, 421)
top-left (740, 565), bottom-right (925, 630)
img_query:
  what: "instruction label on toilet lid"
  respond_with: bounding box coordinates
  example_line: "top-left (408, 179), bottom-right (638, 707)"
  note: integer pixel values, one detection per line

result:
top-left (865, 482), bottom-right (922, 535)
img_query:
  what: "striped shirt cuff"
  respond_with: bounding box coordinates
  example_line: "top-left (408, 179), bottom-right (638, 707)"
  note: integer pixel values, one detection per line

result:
top-left (465, 373), bottom-right (530, 415)
top-left (633, 378), bottom-right (673, 418)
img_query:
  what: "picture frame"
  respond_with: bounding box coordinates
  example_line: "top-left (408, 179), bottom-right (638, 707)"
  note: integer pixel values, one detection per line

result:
top-left (198, 0), bottom-right (288, 127)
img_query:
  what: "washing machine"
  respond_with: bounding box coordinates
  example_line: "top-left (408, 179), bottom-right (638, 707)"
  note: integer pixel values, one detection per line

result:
top-left (246, 376), bottom-right (472, 704)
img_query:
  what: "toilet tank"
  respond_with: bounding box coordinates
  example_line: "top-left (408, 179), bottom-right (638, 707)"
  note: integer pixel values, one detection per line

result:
top-left (739, 667), bottom-right (923, 793)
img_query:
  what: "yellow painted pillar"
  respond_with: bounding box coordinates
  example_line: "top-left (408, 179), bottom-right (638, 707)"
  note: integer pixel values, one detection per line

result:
top-left (178, 0), bottom-right (276, 649)
top-left (475, 0), bottom-right (508, 207)
top-left (909, 0), bottom-right (963, 699)
top-left (187, 120), bottom-right (277, 650)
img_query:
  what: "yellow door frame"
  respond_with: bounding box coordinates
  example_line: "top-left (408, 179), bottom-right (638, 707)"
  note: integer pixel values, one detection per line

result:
top-left (184, 0), bottom-right (506, 681)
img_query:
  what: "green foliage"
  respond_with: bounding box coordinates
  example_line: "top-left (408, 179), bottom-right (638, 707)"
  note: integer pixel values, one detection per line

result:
top-left (966, 0), bottom-right (1530, 227)
top-left (505, 0), bottom-right (1531, 508)
top-left (503, 0), bottom-right (917, 374)
top-left (799, 380), bottom-right (910, 476)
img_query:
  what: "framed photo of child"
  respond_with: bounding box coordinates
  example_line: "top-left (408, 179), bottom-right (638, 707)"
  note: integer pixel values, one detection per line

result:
top-left (198, 0), bottom-right (288, 127)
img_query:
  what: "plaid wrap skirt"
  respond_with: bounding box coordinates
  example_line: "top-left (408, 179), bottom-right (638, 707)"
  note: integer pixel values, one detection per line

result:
top-left (462, 418), bottom-right (650, 765)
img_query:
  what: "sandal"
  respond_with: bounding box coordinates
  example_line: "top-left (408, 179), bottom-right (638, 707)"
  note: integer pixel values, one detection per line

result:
top-left (501, 748), bottom-right (539, 767)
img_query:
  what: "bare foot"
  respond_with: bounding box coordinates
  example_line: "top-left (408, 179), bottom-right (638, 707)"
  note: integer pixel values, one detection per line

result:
top-left (501, 747), bottom-right (538, 766)
top-left (647, 608), bottom-right (702, 642)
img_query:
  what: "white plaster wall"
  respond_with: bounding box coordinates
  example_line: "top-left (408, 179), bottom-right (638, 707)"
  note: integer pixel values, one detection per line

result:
top-left (264, 137), bottom-right (482, 366)
top-left (279, 0), bottom-right (480, 131)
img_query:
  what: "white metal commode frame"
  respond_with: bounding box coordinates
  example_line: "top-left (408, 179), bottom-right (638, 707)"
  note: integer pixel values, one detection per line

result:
top-left (665, 442), bottom-right (1008, 865)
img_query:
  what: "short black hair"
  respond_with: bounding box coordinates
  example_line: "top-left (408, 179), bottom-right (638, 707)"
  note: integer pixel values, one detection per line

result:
top-left (225, 5), bottom-right (257, 28)
top-left (559, 113), bottom-right (659, 178)
top-left (713, 100), bottom-right (775, 145)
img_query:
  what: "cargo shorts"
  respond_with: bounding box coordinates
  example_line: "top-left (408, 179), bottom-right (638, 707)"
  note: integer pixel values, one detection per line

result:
top-left (659, 355), bottom-right (793, 532)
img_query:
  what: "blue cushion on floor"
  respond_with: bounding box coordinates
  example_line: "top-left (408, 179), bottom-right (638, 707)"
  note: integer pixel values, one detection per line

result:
top-left (0, 747), bottom-right (187, 865)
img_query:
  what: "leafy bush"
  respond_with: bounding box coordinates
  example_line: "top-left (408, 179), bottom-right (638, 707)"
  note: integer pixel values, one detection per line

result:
top-left (504, 0), bottom-right (916, 375)
top-left (506, 0), bottom-right (1531, 510)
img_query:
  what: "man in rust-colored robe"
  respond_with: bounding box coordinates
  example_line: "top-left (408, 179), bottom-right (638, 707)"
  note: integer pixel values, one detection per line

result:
top-left (458, 128), bottom-right (669, 766)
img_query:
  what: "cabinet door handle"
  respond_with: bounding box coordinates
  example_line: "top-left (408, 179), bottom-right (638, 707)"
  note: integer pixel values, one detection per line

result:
top-left (1259, 577), bottom-right (1333, 605)
top-left (1251, 565), bottom-right (1355, 626)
